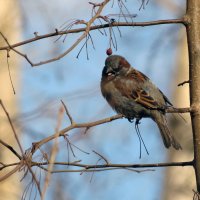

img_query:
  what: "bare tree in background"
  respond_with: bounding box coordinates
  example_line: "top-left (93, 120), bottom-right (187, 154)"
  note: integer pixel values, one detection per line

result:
top-left (0, 0), bottom-right (22, 199)
top-left (0, 0), bottom-right (199, 199)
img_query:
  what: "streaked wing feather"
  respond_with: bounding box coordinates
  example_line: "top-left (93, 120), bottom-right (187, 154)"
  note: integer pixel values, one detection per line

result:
top-left (114, 68), bottom-right (165, 110)
top-left (132, 89), bottom-right (160, 109)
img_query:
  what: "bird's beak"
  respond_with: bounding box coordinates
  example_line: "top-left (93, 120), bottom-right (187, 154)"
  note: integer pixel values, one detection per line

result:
top-left (104, 66), bottom-right (112, 74)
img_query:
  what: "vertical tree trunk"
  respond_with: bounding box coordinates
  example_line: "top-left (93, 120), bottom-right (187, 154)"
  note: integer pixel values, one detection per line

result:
top-left (163, 33), bottom-right (194, 200)
top-left (0, 0), bottom-right (22, 199)
top-left (185, 0), bottom-right (200, 192)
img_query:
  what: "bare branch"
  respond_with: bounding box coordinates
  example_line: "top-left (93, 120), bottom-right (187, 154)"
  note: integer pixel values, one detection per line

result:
top-left (166, 107), bottom-right (191, 113)
top-left (26, 0), bottom-right (110, 66)
top-left (0, 164), bottom-right (22, 182)
top-left (0, 100), bottom-right (42, 195)
top-left (31, 114), bottom-right (123, 154)
top-left (39, 166), bottom-right (154, 173)
top-left (33, 160), bottom-right (193, 169)
top-left (0, 139), bottom-right (21, 160)
top-left (193, 189), bottom-right (200, 200)
top-left (0, 19), bottom-right (184, 67)
top-left (0, 32), bottom-right (34, 66)
top-left (0, 100), bottom-right (24, 154)
top-left (6, 50), bottom-right (15, 94)
top-left (61, 100), bottom-right (75, 125)
top-left (0, 19), bottom-right (185, 50)
top-left (31, 107), bottom-right (190, 155)
top-left (93, 150), bottom-right (109, 164)
top-left (0, 162), bottom-right (20, 171)
top-left (0, 19), bottom-right (185, 51)
top-left (0, 159), bottom-right (193, 177)
top-left (178, 80), bottom-right (190, 86)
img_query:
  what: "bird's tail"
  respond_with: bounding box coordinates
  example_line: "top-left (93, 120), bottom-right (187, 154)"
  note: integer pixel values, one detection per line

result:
top-left (152, 112), bottom-right (182, 150)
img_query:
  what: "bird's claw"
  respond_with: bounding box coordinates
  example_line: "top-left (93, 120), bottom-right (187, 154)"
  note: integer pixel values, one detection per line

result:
top-left (135, 118), bottom-right (141, 125)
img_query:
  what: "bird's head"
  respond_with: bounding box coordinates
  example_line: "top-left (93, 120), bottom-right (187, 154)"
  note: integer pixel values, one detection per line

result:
top-left (102, 55), bottom-right (131, 79)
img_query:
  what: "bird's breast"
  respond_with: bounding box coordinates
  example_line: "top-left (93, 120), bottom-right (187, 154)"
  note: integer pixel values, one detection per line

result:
top-left (101, 79), bottom-right (151, 119)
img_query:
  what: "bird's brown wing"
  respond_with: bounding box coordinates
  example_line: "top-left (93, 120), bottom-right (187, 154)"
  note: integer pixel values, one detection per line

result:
top-left (128, 68), bottom-right (169, 109)
top-left (131, 89), bottom-right (160, 109)
top-left (114, 68), bottom-right (163, 110)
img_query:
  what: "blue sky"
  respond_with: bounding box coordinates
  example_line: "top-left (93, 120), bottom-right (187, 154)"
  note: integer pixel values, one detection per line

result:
top-left (16, 0), bottom-right (186, 199)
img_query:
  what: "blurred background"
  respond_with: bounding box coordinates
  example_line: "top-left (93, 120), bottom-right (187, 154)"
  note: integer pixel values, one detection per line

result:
top-left (0, 0), bottom-right (194, 199)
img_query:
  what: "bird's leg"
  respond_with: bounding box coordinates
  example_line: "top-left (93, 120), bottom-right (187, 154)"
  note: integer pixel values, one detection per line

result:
top-left (134, 118), bottom-right (149, 158)
top-left (128, 118), bottom-right (134, 123)
top-left (135, 120), bottom-right (142, 159)
top-left (135, 118), bottom-right (141, 125)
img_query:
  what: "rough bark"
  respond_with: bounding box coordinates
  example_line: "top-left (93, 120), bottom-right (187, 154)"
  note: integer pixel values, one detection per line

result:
top-left (185, 0), bottom-right (200, 192)
top-left (163, 33), bottom-right (194, 200)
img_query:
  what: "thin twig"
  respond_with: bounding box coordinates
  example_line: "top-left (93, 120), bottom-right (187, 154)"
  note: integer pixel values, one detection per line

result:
top-left (178, 80), bottom-right (190, 86)
top-left (193, 189), bottom-right (200, 200)
top-left (32, 160), bottom-right (193, 169)
top-left (0, 100), bottom-right (23, 154)
top-left (93, 150), bottom-right (109, 164)
top-left (0, 139), bottom-right (21, 160)
top-left (25, 163), bottom-right (42, 197)
top-left (0, 164), bottom-right (22, 182)
top-left (0, 162), bottom-right (20, 171)
top-left (6, 50), bottom-right (15, 94)
top-left (61, 100), bottom-right (74, 124)
top-left (0, 32), bottom-right (34, 66)
top-left (0, 100), bottom-right (42, 195)
top-left (39, 166), bottom-right (154, 173)
top-left (63, 135), bottom-right (76, 157)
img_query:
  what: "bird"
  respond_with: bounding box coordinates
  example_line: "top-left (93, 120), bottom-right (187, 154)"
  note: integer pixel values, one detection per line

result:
top-left (101, 55), bottom-right (181, 150)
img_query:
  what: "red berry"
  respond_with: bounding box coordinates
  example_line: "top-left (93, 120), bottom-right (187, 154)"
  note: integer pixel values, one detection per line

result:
top-left (106, 48), bottom-right (112, 56)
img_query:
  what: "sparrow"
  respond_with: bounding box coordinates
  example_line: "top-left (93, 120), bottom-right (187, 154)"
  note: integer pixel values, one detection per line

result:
top-left (101, 55), bottom-right (181, 150)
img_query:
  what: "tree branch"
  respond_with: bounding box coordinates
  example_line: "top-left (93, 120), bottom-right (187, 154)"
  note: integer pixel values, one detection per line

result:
top-left (0, 139), bottom-right (21, 160)
top-left (0, 19), bottom-right (184, 51)
top-left (0, 100), bottom-right (24, 154)
top-left (31, 106), bottom-right (190, 155)
top-left (0, 18), bottom-right (185, 67)
top-left (33, 160), bottom-right (193, 170)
